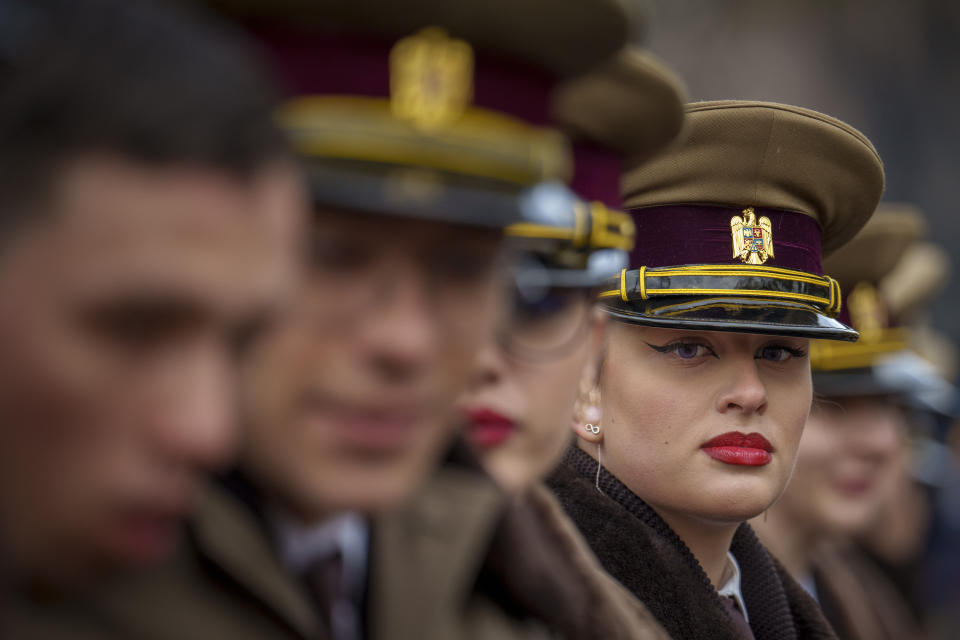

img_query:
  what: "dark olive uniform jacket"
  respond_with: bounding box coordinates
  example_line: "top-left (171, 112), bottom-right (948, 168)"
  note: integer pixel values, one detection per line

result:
top-left (6, 475), bottom-right (327, 640)
top-left (6, 450), bottom-right (669, 640)
top-left (547, 447), bottom-right (839, 640)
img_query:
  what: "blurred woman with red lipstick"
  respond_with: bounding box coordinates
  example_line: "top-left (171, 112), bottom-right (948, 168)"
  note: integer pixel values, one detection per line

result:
top-left (451, 50), bottom-right (691, 640)
top-left (459, 47), bottom-right (687, 494)
top-left (547, 101), bottom-right (886, 640)
top-left (460, 245), bottom-right (611, 491)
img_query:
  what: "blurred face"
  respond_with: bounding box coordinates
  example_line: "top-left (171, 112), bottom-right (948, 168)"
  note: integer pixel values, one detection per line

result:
top-left (458, 289), bottom-right (605, 492)
top-left (773, 396), bottom-right (906, 536)
top-left (587, 325), bottom-right (811, 526)
top-left (0, 156), bottom-right (305, 585)
top-left (241, 210), bottom-right (505, 522)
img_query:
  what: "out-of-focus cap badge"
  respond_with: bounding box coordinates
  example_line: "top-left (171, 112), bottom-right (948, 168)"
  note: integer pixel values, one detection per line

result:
top-left (847, 283), bottom-right (887, 343)
top-left (390, 28), bottom-right (473, 133)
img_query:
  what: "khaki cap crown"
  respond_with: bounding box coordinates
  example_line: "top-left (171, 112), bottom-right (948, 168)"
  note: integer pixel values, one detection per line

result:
top-left (552, 48), bottom-right (686, 161)
top-left (622, 100), bottom-right (885, 255)
top-left (202, 0), bottom-right (632, 77)
top-left (823, 203), bottom-right (927, 290)
top-left (882, 242), bottom-right (950, 324)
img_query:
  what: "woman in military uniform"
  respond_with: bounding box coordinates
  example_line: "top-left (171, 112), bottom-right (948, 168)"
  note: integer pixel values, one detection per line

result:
top-left (457, 49), bottom-right (684, 493)
top-left (447, 49), bottom-right (686, 640)
top-left (547, 100), bottom-right (885, 640)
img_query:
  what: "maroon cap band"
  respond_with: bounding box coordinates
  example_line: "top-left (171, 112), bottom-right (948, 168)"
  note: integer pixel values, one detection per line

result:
top-left (247, 25), bottom-right (555, 126)
top-left (570, 143), bottom-right (622, 210)
top-left (836, 305), bottom-right (853, 327)
top-left (628, 204), bottom-right (824, 274)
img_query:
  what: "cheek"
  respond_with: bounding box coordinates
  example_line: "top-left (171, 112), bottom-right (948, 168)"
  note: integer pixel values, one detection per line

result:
top-left (0, 305), bottom-right (120, 439)
top-left (769, 374), bottom-right (812, 456)
top-left (483, 367), bottom-right (586, 491)
top-left (600, 364), bottom-right (696, 483)
top-left (525, 348), bottom-right (589, 426)
top-left (440, 288), bottom-right (504, 384)
top-left (783, 419), bottom-right (842, 503)
top-left (452, 275), bottom-right (504, 338)
top-left (0, 319), bottom-right (145, 518)
top-left (796, 418), bottom-right (840, 471)
top-left (604, 358), bottom-right (694, 443)
top-left (239, 325), bottom-right (331, 480)
top-left (242, 323), bottom-right (313, 415)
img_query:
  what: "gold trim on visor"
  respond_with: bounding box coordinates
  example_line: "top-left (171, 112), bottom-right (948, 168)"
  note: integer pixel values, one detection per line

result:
top-left (590, 203), bottom-right (635, 251)
top-left (506, 201), bottom-right (635, 251)
top-left (646, 298), bottom-right (823, 318)
top-left (599, 263), bottom-right (843, 316)
top-left (810, 327), bottom-right (909, 370)
top-left (811, 282), bottom-right (905, 370)
top-left (278, 96), bottom-right (572, 186)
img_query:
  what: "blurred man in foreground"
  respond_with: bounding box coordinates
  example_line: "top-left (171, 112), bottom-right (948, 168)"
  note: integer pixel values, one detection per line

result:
top-left (6, 1), bottom-right (647, 637)
top-left (0, 0), bottom-right (305, 593)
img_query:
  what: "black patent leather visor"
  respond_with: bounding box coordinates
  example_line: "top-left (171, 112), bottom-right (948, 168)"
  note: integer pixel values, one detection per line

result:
top-left (603, 295), bottom-right (858, 341)
top-left (813, 351), bottom-right (952, 401)
top-left (599, 264), bottom-right (856, 341)
top-left (305, 159), bottom-right (528, 229)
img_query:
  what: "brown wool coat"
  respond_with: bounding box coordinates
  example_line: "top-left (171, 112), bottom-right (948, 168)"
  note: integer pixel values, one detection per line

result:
top-left (369, 469), bottom-right (671, 640)
top-left (811, 542), bottom-right (924, 640)
top-left (547, 447), bottom-right (839, 640)
top-left (5, 455), bottom-right (669, 640)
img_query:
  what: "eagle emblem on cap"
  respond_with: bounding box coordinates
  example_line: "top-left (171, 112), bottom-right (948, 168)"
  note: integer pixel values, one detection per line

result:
top-left (730, 207), bottom-right (774, 264)
top-left (390, 28), bottom-right (474, 133)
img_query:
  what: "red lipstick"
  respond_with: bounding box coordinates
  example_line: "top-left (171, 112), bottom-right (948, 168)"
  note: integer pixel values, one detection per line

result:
top-left (701, 431), bottom-right (773, 466)
top-left (465, 408), bottom-right (516, 449)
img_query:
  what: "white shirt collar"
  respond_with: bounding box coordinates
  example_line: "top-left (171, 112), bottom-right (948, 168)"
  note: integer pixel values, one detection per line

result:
top-left (717, 551), bottom-right (749, 623)
top-left (797, 571), bottom-right (819, 604)
top-left (270, 510), bottom-right (369, 599)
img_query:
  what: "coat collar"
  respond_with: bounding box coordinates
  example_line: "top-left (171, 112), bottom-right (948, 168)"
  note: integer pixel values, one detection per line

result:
top-left (367, 464), bottom-right (506, 640)
top-left (523, 483), bottom-right (673, 640)
top-left (190, 481), bottom-right (321, 638)
top-left (547, 447), bottom-right (834, 640)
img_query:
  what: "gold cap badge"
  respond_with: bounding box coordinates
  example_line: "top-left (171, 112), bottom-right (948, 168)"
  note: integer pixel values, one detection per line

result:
top-left (390, 28), bottom-right (474, 133)
top-left (730, 207), bottom-right (774, 264)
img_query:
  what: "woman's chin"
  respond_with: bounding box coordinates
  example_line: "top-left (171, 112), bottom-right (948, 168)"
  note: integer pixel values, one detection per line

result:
top-left (688, 489), bottom-right (784, 524)
top-left (699, 504), bottom-right (770, 525)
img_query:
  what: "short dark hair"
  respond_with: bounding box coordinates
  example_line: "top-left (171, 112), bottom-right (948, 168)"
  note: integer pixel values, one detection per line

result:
top-left (0, 0), bottom-right (288, 233)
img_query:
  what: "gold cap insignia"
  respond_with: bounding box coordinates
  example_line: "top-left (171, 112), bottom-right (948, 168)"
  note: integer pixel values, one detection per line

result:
top-left (848, 282), bottom-right (887, 343)
top-left (730, 207), bottom-right (775, 264)
top-left (390, 28), bottom-right (474, 133)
